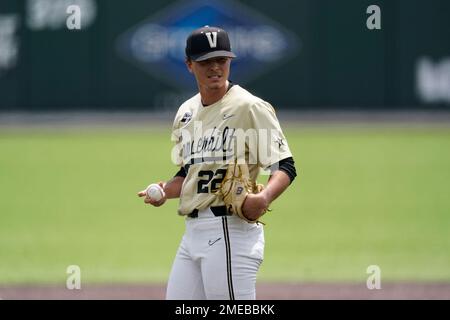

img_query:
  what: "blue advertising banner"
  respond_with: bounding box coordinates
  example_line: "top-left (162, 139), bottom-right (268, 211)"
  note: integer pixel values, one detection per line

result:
top-left (0, 0), bottom-right (449, 110)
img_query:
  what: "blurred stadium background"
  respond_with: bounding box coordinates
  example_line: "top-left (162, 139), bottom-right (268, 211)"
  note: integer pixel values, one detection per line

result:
top-left (1, 0), bottom-right (450, 299)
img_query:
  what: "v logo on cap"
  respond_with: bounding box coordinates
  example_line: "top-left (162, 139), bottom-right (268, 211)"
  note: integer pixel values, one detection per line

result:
top-left (205, 32), bottom-right (218, 48)
top-left (185, 26), bottom-right (236, 61)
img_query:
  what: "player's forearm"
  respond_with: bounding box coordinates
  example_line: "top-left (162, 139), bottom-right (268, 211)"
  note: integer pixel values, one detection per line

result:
top-left (262, 170), bottom-right (291, 204)
top-left (163, 176), bottom-right (184, 199)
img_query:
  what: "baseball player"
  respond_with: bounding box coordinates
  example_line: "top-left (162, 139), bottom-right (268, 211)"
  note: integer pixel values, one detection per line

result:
top-left (138, 26), bottom-right (297, 300)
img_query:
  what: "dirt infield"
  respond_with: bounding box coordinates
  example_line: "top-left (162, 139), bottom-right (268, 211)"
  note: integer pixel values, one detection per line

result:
top-left (1, 282), bottom-right (449, 300)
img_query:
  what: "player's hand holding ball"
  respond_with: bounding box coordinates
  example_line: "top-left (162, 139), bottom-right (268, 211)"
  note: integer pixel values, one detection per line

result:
top-left (137, 182), bottom-right (166, 207)
top-left (146, 183), bottom-right (165, 201)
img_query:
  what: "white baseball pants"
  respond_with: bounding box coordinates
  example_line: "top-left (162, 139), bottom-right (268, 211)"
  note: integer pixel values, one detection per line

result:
top-left (166, 208), bottom-right (265, 300)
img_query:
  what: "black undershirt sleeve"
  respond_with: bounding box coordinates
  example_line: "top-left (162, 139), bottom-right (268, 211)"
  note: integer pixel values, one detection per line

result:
top-left (268, 157), bottom-right (297, 184)
top-left (174, 166), bottom-right (187, 178)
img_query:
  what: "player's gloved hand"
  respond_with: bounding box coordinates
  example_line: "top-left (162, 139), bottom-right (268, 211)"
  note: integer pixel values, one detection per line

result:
top-left (137, 181), bottom-right (167, 207)
top-left (241, 192), bottom-right (269, 221)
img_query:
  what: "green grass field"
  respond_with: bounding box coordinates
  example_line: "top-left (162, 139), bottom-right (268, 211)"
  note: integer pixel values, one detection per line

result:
top-left (1, 125), bottom-right (450, 284)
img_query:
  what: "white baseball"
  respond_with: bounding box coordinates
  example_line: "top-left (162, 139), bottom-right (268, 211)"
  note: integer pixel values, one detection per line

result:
top-left (146, 184), bottom-right (165, 201)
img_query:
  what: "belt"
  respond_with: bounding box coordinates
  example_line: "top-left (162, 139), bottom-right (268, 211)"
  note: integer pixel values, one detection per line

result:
top-left (187, 206), bottom-right (232, 218)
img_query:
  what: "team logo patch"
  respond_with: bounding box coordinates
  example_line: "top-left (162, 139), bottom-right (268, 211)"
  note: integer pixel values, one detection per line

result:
top-left (275, 137), bottom-right (285, 149)
top-left (181, 112), bottom-right (192, 123)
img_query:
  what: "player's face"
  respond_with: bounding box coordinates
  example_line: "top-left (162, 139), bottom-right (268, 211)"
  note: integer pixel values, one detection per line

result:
top-left (186, 57), bottom-right (231, 90)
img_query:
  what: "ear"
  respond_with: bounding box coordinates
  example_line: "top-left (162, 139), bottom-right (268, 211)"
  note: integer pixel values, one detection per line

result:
top-left (185, 58), bottom-right (193, 73)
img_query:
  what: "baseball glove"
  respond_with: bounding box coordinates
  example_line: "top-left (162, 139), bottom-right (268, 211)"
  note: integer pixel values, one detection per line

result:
top-left (215, 162), bottom-right (266, 224)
